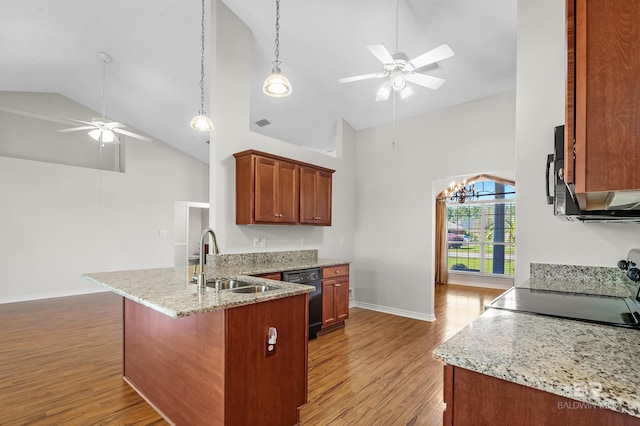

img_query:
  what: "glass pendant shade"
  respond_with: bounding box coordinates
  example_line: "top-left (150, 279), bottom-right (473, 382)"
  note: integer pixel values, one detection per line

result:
top-left (190, 112), bottom-right (215, 131)
top-left (375, 81), bottom-right (392, 102)
top-left (263, 70), bottom-right (292, 97)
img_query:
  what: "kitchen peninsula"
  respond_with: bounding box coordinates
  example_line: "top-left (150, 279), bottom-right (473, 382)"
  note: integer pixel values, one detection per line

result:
top-left (434, 264), bottom-right (640, 425)
top-left (83, 250), bottom-right (349, 426)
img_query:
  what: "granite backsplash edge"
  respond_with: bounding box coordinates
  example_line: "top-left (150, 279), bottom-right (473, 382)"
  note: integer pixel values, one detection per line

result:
top-left (529, 263), bottom-right (639, 297)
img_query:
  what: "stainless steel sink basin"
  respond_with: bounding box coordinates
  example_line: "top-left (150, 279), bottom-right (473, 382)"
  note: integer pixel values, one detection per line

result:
top-left (206, 279), bottom-right (254, 290)
top-left (229, 285), bottom-right (277, 294)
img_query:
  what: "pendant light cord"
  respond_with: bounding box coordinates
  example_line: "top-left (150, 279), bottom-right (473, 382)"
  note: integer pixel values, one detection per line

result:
top-left (199, 0), bottom-right (206, 114)
top-left (273, 0), bottom-right (281, 70)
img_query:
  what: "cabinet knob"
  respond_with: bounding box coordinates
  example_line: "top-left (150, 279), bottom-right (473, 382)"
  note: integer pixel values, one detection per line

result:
top-left (335, 270), bottom-right (340, 274)
top-left (336, 283), bottom-right (341, 287)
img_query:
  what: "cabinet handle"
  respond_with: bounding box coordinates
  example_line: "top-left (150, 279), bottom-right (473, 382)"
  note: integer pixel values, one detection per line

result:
top-left (335, 270), bottom-right (340, 274)
top-left (336, 283), bottom-right (341, 287)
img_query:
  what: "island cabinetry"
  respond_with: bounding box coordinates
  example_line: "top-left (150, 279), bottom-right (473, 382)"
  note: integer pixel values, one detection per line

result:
top-left (321, 264), bottom-right (349, 329)
top-left (565, 0), bottom-right (640, 209)
top-left (123, 294), bottom-right (308, 425)
top-left (300, 166), bottom-right (332, 226)
top-left (443, 365), bottom-right (640, 426)
top-left (234, 150), bottom-right (334, 226)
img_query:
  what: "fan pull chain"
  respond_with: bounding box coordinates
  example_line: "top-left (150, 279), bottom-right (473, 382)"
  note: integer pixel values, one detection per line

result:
top-left (392, 90), bottom-right (396, 149)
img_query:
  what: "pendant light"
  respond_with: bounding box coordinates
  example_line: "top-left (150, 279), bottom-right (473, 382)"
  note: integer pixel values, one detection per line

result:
top-left (190, 0), bottom-right (214, 131)
top-left (263, 0), bottom-right (292, 97)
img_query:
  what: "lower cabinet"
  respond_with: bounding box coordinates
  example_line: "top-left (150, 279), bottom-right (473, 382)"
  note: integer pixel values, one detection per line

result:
top-left (322, 264), bottom-right (349, 330)
top-left (252, 272), bottom-right (282, 281)
top-left (443, 365), bottom-right (640, 426)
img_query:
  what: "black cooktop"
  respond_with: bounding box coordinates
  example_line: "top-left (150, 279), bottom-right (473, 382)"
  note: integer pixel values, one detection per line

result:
top-left (486, 287), bottom-right (640, 329)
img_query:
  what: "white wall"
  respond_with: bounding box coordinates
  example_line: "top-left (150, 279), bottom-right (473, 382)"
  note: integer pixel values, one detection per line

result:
top-left (353, 92), bottom-right (516, 320)
top-left (0, 94), bottom-right (209, 302)
top-left (514, 0), bottom-right (640, 285)
top-left (207, 1), bottom-right (357, 263)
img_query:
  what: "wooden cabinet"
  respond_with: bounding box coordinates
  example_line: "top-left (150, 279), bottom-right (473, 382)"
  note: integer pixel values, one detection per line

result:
top-left (252, 272), bottom-right (282, 281)
top-left (234, 150), bottom-right (334, 226)
top-left (443, 364), bottom-right (640, 425)
top-left (322, 264), bottom-right (349, 329)
top-left (300, 166), bottom-right (332, 226)
top-left (565, 0), bottom-right (640, 210)
top-left (123, 294), bottom-right (308, 425)
top-left (235, 151), bottom-right (299, 224)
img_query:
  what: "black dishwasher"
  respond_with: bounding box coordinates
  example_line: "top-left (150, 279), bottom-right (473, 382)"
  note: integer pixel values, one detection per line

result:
top-left (282, 268), bottom-right (322, 339)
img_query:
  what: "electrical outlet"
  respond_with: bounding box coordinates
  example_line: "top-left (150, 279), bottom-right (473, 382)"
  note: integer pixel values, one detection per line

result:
top-left (253, 237), bottom-right (260, 248)
top-left (266, 341), bottom-right (276, 357)
top-left (340, 235), bottom-right (344, 245)
top-left (259, 237), bottom-right (267, 248)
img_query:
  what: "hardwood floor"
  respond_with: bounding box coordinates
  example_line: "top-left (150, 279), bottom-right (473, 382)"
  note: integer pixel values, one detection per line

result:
top-left (0, 284), bottom-right (503, 425)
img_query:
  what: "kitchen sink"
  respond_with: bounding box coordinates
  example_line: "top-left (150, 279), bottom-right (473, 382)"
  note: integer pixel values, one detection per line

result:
top-left (206, 279), bottom-right (253, 290)
top-left (229, 285), bottom-right (277, 294)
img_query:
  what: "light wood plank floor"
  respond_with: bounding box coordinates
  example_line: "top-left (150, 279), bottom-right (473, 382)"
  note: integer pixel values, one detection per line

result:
top-left (0, 284), bottom-right (503, 425)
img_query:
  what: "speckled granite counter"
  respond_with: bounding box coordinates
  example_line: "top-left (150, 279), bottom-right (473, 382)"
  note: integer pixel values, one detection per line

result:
top-left (207, 249), bottom-right (349, 277)
top-left (434, 309), bottom-right (640, 417)
top-left (83, 268), bottom-right (314, 318)
top-left (83, 249), bottom-right (350, 318)
top-left (434, 263), bottom-right (640, 418)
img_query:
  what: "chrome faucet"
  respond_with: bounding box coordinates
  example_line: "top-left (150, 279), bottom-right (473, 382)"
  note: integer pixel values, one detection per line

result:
top-left (197, 228), bottom-right (220, 290)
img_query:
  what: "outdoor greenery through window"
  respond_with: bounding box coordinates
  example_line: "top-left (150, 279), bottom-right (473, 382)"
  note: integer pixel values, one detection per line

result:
top-left (447, 181), bottom-right (515, 276)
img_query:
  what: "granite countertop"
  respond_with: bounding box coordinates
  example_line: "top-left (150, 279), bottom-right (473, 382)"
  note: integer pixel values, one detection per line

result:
top-left (434, 262), bottom-right (640, 418)
top-left (83, 268), bottom-right (314, 318)
top-left (434, 309), bottom-right (640, 417)
top-left (83, 250), bottom-right (350, 318)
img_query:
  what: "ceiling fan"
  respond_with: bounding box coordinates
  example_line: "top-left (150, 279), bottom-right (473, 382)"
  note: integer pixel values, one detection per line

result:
top-left (57, 52), bottom-right (152, 144)
top-left (0, 52), bottom-right (152, 144)
top-left (338, 0), bottom-right (455, 101)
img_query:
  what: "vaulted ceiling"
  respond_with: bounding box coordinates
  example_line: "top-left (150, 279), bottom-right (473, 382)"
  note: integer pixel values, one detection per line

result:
top-left (0, 0), bottom-right (516, 163)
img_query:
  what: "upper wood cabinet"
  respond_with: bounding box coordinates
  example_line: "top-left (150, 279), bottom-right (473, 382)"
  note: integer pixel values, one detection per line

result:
top-left (300, 166), bottom-right (332, 226)
top-left (565, 0), bottom-right (640, 210)
top-left (234, 150), bottom-right (334, 226)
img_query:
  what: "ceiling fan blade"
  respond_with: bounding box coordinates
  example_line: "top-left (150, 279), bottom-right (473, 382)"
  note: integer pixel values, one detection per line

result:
top-left (405, 73), bottom-right (446, 90)
top-left (409, 44), bottom-right (455, 70)
top-left (338, 72), bottom-right (384, 84)
top-left (113, 128), bottom-right (153, 143)
top-left (58, 126), bottom-right (96, 133)
top-left (366, 44), bottom-right (395, 64)
top-left (0, 106), bottom-right (90, 126)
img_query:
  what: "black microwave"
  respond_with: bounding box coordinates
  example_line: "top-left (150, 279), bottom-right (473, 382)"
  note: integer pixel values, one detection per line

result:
top-left (546, 125), bottom-right (640, 222)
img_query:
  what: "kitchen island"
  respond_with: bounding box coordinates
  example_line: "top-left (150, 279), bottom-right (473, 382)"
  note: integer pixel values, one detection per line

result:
top-left (434, 263), bottom-right (640, 425)
top-left (83, 267), bottom-right (314, 426)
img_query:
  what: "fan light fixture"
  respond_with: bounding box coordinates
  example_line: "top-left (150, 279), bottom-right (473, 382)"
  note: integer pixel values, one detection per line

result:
top-left (89, 127), bottom-right (115, 143)
top-left (263, 0), bottom-right (292, 97)
top-left (190, 0), bottom-right (214, 132)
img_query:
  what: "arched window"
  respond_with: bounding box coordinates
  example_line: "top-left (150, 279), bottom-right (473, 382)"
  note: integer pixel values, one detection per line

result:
top-left (435, 175), bottom-right (515, 284)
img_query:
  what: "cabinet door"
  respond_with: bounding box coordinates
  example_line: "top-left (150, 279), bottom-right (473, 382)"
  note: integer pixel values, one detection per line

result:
top-left (299, 167), bottom-right (317, 224)
top-left (315, 170), bottom-right (332, 226)
top-left (300, 167), bottom-right (332, 226)
top-left (254, 156), bottom-right (278, 222)
top-left (322, 279), bottom-right (337, 327)
top-left (335, 277), bottom-right (349, 321)
top-left (567, 0), bottom-right (640, 207)
top-left (277, 160), bottom-right (299, 223)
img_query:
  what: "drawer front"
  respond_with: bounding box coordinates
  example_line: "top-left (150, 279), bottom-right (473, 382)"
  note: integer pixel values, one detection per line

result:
top-left (323, 264), bottom-right (349, 278)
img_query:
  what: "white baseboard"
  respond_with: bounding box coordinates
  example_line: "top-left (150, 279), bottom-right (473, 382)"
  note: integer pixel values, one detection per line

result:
top-left (351, 301), bottom-right (435, 322)
top-left (0, 287), bottom-right (108, 304)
